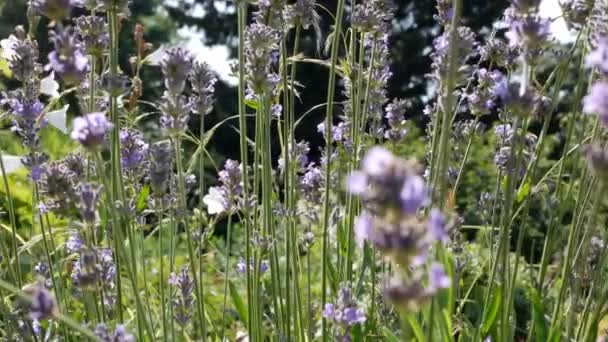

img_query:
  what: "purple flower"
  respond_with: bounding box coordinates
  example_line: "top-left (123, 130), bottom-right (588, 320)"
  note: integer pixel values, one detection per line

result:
top-left (26, 285), bottom-right (58, 320)
top-left (361, 146), bottom-right (394, 177)
top-left (583, 81), bottom-right (608, 126)
top-left (148, 141), bottom-right (173, 195)
top-left (354, 212), bottom-right (373, 248)
top-left (324, 283), bottom-right (366, 340)
top-left (48, 28), bottom-right (89, 85)
top-left (65, 230), bottom-right (83, 254)
top-left (161, 48), bottom-right (193, 95)
top-left (322, 303), bottom-right (335, 318)
top-left (584, 143), bottom-right (608, 179)
top-left (159, 93), bottom-right (193, 135)
top-left (400, 175), bottom-right (429, 215)
top-left (505, 15), bottom-right (550, 50)
top-left (341, 307), bottom-right (367, 325)
top-left (384, 98), bottom-right (409, 142)
top-left (30, 0), bottom-right (76, 21)
top-left (119, 129), bottom-right (148, 171)
top-left (236, 258), bottom-right (247, 274)
top-left (284, 0), bottom-right (321, 37)
top-left (94, 323), bottom-right (135, 342)
top-left (428, 208), bottom-right (449, 244)
top-left (71, 112), bottom-right (113, 149)
top-left (428, 263), bottom-right (451, 293)
top-left (204, 159), bottom-right (243, 215)
top-left (299, 164), bottom-right (323, 205)
top-left (74, 15), bottom-right (109, 57)
top-left (586, 38), bottom-right (608, 74)
top-left (317, 121), bottom-right (349, 143)
top-left (244, 23), bottom-right (279, 95)
top-left (76, 182), bottom-right (102, 224)
top-left (495, 124), bottom-right (514, 142)
top-left (346, 171), bottom-right (368, 195)
top-left (5, 37), bottom-right (39, 81)
top-left (189, 61), bottom-right (217, 116)
top-left (169, 267), bottom-right (194, 326)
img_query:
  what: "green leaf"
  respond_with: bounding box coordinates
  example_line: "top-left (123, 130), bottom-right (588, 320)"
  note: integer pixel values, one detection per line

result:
top-left (405, 313), bottom-right (426, 341)
top-left (0, 54), bottom-right (11, 78)
top-left (244, 98), bottom-right (259, 110)
top-left (481, 286), bottom-right (502, 335)
top-left (382, 327), bottom-right (401, 342)
top-left (229, 281), bottom-right (248, 326)
top-left (516, 181), bottom-right (531, 203)
top-left (530, 289), bottom-right (548, 342)
top-left (136, 184), bottom-right (150, 212)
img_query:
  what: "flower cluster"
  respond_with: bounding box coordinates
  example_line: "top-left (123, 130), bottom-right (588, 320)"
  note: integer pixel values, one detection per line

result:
top-left (119, 128), bottom-right (148, 172)
top-left (159, 48), bottom-right (193, 135)
top-left (148, 141), bottom-right (174, 196)
top-left (347, 147), bottom-right (450, 308)
top-left (504, 0), bottom-right (550, 60)
top-left (322, 284), bottom-right (366, 341)
top-left (71, 112), bottom-right (114, 149)
top-left (203, 159), bottom-right (243, 215)
top-left (384, 98), bottom-right (410, 142)
top-left (244, 23), bottom-right (280, 97)
top-left (38, 155), bottom-right (85, 216)
top-left (169, 267), bottom-right (195, 326)
top-left (70, 248), bottom-right (117, 308)
top-left (23, 284), bottom-right (59, 321)
top-left (74, 15), bottom-right (109, 57)
top-left (48, 28), bottom-right (89, 86)
top-left (94, 323), bottom-right (135, 342)
top-left (189, 61), bottom-right (217, 116)
top-left (584, 38), bottom-right (608, 126)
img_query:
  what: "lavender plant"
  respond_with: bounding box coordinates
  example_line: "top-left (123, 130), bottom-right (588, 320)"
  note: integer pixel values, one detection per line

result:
top-left (2, 0), bottom-right (608, 341)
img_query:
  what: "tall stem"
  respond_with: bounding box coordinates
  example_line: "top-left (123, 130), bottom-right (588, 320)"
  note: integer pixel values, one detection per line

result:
top-left (173, 139), bottom-right (206, 339)
top-left (236, 2), bottom-right (254, 338)
top-left (220, 214), bottom-right (233, 341)
top-left (321, 0), bottom-right (346, 340)
top-left (107, 7), bottom-right (124, 323)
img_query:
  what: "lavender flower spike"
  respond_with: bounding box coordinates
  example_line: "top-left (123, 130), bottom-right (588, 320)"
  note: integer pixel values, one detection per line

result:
top-left (583, 81), bottom-right (608, 126)
top-left (161, 48), bottom-right (193, 95)
top-left (24, 284), bottom-right (58, 320)
top-left (30, 0), bottom-right (77, 22)
top-left (70, 112), bottom-right (114, 149)
top-left (48, 28), bottom-right (89, 85)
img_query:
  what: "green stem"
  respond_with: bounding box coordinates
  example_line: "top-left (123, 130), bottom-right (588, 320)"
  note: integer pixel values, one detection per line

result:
top-left (173, 139), bottom-right (206, 339)
top-left (433, 0), bottom-right (463, 208)
top-left (157, 201), bottom-right (168, 342)
top-left (321, 0), bottom-right (346, 339)
top-left (220, 214), bottom-right (233, 341)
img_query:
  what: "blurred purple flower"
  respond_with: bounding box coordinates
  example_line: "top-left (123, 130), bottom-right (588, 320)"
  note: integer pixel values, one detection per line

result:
top-left (71, 112), bottom-right (113, 149)
top-left (26, 285), bottom-right (58, 320)
top-left (400, 175), bottom-right (429, 215)
top-left (161, 48), bottom-right (193, 95)
top-left (428, 263), bottom-right (451, 293)
top-left (48, 28), bottom-right (89, 85)
top-left (583, 81), bottom-right (608, 126)
top-left (428, 208), bottom-right (449, 244)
